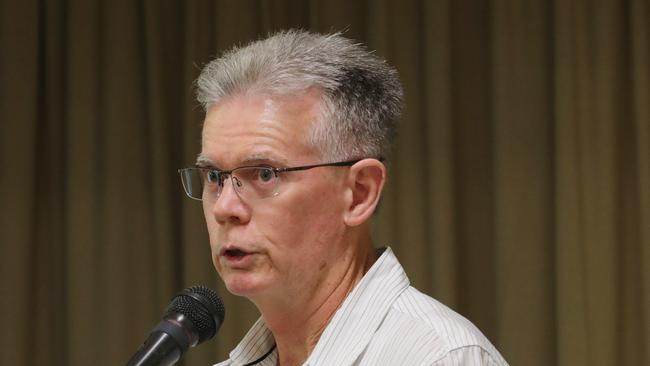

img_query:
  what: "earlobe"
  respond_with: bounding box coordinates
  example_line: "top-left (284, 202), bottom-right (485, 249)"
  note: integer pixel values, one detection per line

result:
top-left (343, 159), bottom-right (386, 227)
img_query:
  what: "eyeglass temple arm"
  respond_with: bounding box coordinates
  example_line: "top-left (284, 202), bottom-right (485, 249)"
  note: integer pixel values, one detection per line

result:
top-left (276, 157), bottom-right (384, 173)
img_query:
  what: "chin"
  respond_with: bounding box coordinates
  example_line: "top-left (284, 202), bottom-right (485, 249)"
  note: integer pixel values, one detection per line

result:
top-left (222, 272), bottom-right (268, 297)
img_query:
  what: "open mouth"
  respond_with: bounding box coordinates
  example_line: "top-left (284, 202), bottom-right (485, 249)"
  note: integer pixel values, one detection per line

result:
top-left (224, 249), bottom-right (247, 258)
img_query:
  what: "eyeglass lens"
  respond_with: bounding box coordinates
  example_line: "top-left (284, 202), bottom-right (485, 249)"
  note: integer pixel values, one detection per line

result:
top-left (180, 167), bottom-right (280, 201)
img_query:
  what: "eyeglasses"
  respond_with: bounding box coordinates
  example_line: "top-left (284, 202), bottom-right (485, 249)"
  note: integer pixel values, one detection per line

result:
top-left (178, 158), bottom-right (381, 202)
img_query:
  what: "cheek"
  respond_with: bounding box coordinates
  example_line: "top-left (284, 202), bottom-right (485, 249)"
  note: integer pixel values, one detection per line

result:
top-left (202, 203), bottom-right (220, 254)
top-left (258, 189), bottom-right (344, 252)
top-left (202, 202), bottom-right (212, 229)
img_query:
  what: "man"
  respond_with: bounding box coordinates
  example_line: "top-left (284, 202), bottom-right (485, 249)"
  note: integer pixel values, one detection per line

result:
top-left (179, 30), bottom-right (507, 365)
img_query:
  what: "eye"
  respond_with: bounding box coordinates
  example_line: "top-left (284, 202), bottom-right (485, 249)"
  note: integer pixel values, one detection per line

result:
top-left (206, 170), bottom-right (220, 184)
top-left (257, 168), bottom-right (275, 183)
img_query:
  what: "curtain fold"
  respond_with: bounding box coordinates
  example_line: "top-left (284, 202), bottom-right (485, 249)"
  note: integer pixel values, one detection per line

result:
top-left (1, 1), bottom-right (648, 365)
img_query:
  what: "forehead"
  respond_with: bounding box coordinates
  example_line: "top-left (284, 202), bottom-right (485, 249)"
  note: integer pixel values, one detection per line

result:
top-left (199, 91), bottom-right (323, 167)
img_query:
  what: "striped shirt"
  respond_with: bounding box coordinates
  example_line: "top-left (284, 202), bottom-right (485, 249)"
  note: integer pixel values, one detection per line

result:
top-left (214, 247), bottom-right (508, 366)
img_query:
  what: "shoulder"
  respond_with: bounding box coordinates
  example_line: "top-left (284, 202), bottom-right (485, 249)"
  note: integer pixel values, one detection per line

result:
top-left (363, 286), bottom-right (508, 365)
top-left (392, 287), bottom-right (492, 350)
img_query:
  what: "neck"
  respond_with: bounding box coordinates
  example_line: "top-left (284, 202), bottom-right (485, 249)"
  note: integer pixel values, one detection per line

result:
top-left (254, 233), bottom-right (377, 366)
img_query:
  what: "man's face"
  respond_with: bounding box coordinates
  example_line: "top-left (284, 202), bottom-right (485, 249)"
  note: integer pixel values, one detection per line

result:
top-left (199, 91), bottom-right (349, 302)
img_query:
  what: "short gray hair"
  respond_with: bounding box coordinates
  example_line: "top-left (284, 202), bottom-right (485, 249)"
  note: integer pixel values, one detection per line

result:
top-left (196, 30), bottom-right (403, 160)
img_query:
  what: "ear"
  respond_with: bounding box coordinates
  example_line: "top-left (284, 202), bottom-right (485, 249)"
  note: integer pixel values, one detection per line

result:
top-left (343, 159), bottom-right (386, 227)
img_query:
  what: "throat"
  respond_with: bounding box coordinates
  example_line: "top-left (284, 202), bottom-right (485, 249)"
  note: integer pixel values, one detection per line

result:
top-left (261, 244), bottom-right (378, 366)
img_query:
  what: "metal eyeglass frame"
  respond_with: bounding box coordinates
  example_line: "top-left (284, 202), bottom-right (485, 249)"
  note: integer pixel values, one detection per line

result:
top-left (178, 157), bottom-right (384, 201)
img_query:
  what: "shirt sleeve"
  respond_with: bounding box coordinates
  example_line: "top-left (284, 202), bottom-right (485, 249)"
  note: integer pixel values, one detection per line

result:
top-left (431, 345), bottom-right (507, 366)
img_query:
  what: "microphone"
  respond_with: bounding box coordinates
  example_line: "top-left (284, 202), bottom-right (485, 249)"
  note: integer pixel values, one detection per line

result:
top-left (126, 285), bottom-right (225, 366)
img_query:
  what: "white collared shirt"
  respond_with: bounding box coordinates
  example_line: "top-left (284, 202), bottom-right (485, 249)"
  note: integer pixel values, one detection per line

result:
top-left (214, 247), bottom-right (508, 366)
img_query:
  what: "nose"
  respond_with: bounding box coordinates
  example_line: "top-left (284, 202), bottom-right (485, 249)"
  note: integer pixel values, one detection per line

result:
top-left (208, 175), bottom-right (251, 225)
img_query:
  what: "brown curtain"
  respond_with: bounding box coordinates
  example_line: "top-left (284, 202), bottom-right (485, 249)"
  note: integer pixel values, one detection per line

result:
top-left (1, 1), bottom-right (648, 365)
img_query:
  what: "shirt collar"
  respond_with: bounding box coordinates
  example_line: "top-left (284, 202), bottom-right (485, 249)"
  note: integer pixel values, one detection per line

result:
top-left (228, 317), bottom-right (277, 366)
top-left (305, 247), bottom-right (410, 366)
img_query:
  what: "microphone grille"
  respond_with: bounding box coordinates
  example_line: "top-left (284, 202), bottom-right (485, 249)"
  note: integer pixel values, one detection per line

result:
top-left (167, 285), bottom-right (225, 343)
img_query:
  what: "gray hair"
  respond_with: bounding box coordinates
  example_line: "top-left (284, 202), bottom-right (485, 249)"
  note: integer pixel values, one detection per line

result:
top-left (196, 30), bottom-right (403, 161)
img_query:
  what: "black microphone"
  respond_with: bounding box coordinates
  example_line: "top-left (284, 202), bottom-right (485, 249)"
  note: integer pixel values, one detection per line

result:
top-left (126, 285), bottom-right (226, 366)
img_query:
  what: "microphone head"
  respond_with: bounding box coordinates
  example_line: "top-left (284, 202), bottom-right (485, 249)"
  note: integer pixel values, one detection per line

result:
top-left (166, 285), bottom-right (225, 344)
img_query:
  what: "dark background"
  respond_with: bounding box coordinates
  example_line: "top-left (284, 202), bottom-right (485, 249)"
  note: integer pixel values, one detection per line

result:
top-left (1, 0), bottom-right (649, 365)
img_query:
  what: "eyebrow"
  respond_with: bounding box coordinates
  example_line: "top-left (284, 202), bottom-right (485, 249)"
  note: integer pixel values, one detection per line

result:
top-left (194, 153), bottom-right (289, 169)
top-left (195, 155), bottom-right (217, 168)
top-left (240, 153), bottom-right (288, 167)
